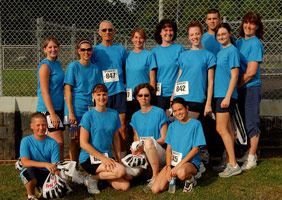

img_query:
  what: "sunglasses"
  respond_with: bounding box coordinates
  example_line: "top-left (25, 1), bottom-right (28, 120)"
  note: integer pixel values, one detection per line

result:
top-left (80, 48), bottom-right (92, 52)
top-left (137, 94), bottom-right (150, 98)
top-left (101, 28), bottom-right (113, 33)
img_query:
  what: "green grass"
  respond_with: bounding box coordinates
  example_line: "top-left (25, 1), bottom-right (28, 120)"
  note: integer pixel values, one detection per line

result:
top-left (1, 158), bottom-right (281, 200)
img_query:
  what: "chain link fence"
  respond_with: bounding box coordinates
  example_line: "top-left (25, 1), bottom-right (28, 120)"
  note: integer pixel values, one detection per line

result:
top-left (0, 0), bottom-right (281, 98)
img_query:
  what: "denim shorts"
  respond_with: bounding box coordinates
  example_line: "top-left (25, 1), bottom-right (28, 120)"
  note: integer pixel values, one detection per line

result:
top-left (107, 92), bottom-right (127, 114)
top-left (238, 86), bottom-right (262, 138)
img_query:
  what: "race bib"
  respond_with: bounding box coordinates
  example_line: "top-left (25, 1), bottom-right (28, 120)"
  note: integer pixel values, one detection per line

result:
top-left (174, 81), bottom-right (189, 96)
top-left (102, 69), bottom-right (119, 83)
top-left (46, 114), bottom-right (63, 129)
top-left (156, 83), bottom-right (162, 96)
top-left (126, 88), bottom-right (132, 101)
top-left (90, 153), bottom-right (109, 164)
top-left (171, 150), bottom-right (182, 166)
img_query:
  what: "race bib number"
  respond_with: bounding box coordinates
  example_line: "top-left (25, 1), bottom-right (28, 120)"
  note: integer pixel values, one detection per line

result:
top-left (174, 81), bottom-right (189, 96)
top-left (126, 88), bottom-right (132, 101)
top-left (171, 150), bottom-right (182, 166)
top-left (46, 114), bottom-right (63, 129)
top-left (156, 83), bottom-right (162, 96)
top-left (90, 153), bottom-right (109, 164)
top-left (102, 69), bottom-right (119, 83)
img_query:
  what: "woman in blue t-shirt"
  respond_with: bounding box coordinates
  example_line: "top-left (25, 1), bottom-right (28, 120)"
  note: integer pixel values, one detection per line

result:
top-left (152, 19), bottom-right (185, 113)
top-left (37, 37), bottom-right (64, 160)
top-left (236, 12), bottom-right (264, 171)
top-left (214, 23), bottom-right (241, 178)
top-left (64, 39), bottom-right (102, 167)
top-left (151, 97), bottom-right (206, 193)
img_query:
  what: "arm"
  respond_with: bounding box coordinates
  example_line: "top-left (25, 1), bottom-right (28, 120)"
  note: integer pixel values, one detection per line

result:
top-left (65, 84), bottom-right (77, 124)
top-left (149, 69), bottom-right (156, 89)
top-left (221, 67), bottom-right (239, 108)
top-left (204, 67), bottom-right (215, 116)
top-left (165, 144), bottom-right (172, 181)
top-left (113, 130), bottom-right (122, 163)
top-left (238, 61), bottom-right (259, 88)
top-left (21, 157), bottom-right (57, 174)
top-left (156, 122), bottom-right (168, 145)
top-left (39, 64), bottom-right (59, 128)
top-left (170, 69), bottom-right (182, 102)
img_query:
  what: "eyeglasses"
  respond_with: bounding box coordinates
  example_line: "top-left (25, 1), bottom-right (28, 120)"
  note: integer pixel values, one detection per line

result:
top-left (137, 94), bottom-right (150, 98)
top-left (80, 48), bottom-right (92, 52)
top-left (101, 28), bottom-right (113, 33)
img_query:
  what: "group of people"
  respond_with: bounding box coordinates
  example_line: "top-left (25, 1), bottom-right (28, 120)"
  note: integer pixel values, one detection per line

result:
top-left (18, 8), bottom-right (264, 200)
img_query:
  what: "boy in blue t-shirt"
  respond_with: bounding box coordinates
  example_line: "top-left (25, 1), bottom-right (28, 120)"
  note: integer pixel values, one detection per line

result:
top-left (19, 112), bottom-right (60, 200)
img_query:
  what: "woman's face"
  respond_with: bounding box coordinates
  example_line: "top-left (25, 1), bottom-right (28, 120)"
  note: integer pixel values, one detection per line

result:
top-left (216, 27), bottom-right (231, 46)
top-left (132, 32), bottom-right (145, 49)
top-left (92, 91), bottom-right (108, 107)
top-left (243, 21), bottom-right (258, 38)
top-left (160, 25), bottom-right (174, 44)
top-left (188, 26), bottom-right (202, 47)
top-left (136, 88), bottom-right (151, 107)
top-left (172, 103), bottom-right (188, 121)
top-left (78, 43), bottom-right (93, 61)
top-left (44, 41), bottom-right (59, 59)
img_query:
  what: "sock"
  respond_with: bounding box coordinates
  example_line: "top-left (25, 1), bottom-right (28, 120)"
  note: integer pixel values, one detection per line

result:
top-left (28, 194), bottom-right (36, 199)
top-left (248, 154), bottom-right (256, 161)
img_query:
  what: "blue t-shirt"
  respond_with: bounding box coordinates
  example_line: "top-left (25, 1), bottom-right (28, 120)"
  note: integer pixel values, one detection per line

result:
top-left (237, 37), bottom-right (264, 88)
top-left (152, 43), bottom-right (185, 97)
top-left (79, 108), bottom-right (121, 163)
top-left (175, 49), bottom-right (216, 103)
top-left (130, 106), bottom-right (168, 140)
top-left (165, 118), bottom-right (206, 171)
top-left (126, 49), bottom-right (157, 97)
top-left (20, 135), bottom-right (60, 171)
top-left (202, 32), bottom-right (222, 56)
top-left (64, 60), bottom-right (103, 117)
top-left (91, 43), bottom-right (127, 96)
top-left (214, 45), bottom-right (240, 99)
top-left (37, 58), bottom-right (64, 112)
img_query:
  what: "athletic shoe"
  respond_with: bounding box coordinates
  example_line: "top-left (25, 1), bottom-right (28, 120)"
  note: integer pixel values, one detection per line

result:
top-left (241, 158), bottom-right (257, 171)
top-left (200, 149), bottom-right (210, 164)
top-left (84, 175), bottom-right (100, 194)
top-left (237, 152), bottom-right (257, 163)
top-left (218, 163), bottom-right (242, 178)
top-left (212, 162), bottom-right (227, 172)
top-left (183, 176), bottom-right (197, 193)
top-left (143, 176), bottom-right (155, 193)
top-left (72, 170), bottom-right (85, 184)
top-left (195, 162), bottom-right (206, 179)
top-left (27, 195), bottom-right (38, 200)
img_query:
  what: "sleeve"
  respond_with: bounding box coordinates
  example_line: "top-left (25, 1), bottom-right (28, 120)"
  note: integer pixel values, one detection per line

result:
top-left (130, 112), bottom-right (137, 130)
top-left (229, 49), bottom-right (240, 70)
top-left (165, 123), bottom-right (173, 145)
top-left (51, 141), bottom-right (60, 163)
top-left (114, 111), bottom-right (122, 132)
top-left (192, 120), bottom-right (206, 148)
top-left (248, 40), bottom-right (263, 63)
top-left (207, 52), bottom-right (217, 69)
top-left (148, 52), bottom-right (157, 71)
top-left (180, 45), bottom-right (186, 53)
top-left (122, 47), bottom-right (127, 67)
top-left (64, 63), bottom-right (75, 86)
top-left (20, 137), bottom-right (30, 158)
top-left (79, 112), bottom-right (91, 132)
top-left (178, 53), bottom-right (183, 70)
top-left (158, 109), bottom-right (169, 130)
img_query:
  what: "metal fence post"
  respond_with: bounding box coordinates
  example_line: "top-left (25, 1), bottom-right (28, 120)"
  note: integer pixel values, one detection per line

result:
top-left (71, 24), bottom-right (76, 61)
top-left (159, 0), bottom-right (164, 22)
top-left (94, 31), bottom-right (97, 46)
top-left (0, 18), bottom-right (3, 96)
top-left (36, 17), bottom-right (43, 64)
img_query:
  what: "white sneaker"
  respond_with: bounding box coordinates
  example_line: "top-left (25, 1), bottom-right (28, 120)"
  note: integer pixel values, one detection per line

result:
top-left (84, 175), bottom-right (100, 194)
top-left (72, 170), bottom-right (85, 184)
top-left (200, 149), bottom-right (210, 164)
top-left (241, 158), bottom-right (257, 171)
top-left (183, 176), bottom-right (197, 192)
top-left (143, 176), bottom-right (155, 193)
top-left (195, 162), bottom-right (206, 179)
top-left (219, 163), bottom-right (242, 178)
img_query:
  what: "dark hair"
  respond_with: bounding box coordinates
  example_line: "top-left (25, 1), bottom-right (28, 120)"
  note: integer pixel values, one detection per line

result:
top-left (133, 83), bottom-right (156, 105)
top-left (154, 19), bottom-right (177, 45)
top-left (171, 97), bottom-right (187, 108)
top-left (206, 8), bottom-right (221, 18)
top-left (187, 21), bottom-right (204, 35)
top-left (131, 28), bottom-right (147, 41)
top-left (215, 23), bottom-right (235, 45)
top-left (76, 39), bottom-right (92, 58)
top-left (31, 112), bottom-right (46, 123)
top-left (239, 12), bottom-right (264, 39)
top-left (93, 83), bottom-right (108, 93)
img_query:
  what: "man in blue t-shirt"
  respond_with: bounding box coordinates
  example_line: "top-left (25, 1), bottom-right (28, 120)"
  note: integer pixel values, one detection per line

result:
top-left (91, 20), bottom-right (128, 157)
top-left (202, 9), bottom-right (222, 56)
top-left (19, 113), bottom-right (60, 200)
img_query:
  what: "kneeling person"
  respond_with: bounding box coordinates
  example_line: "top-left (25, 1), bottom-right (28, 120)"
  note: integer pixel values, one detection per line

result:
top-left (20, 112), bottom-right (60, 200)
top-left (152, 98), bottom-right (206, 194)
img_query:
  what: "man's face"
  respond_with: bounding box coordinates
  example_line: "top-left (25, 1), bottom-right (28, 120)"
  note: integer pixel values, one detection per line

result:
top-left (98, 22), bottom-right (115, 42)
top-left (206, 13), bottom-right (221, 31)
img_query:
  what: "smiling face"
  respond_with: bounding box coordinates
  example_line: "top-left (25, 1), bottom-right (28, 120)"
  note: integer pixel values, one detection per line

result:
top-left (30, 117), bottom-right (47, 140)
top-left (43, 41), bottom-right (60, 60)
top-left (243, 21), bottom-right (258, 39)
top-left (136, 88), bottom-right (151, 107)
top-left (93, 91), bottom-right (108, 107)
top-left (172, 103), bottom-right (189, 122)
top-left (206, 13), bottom-right (221, 32)
top-left (216, 27), bottom-right (232, 47)
top-left (160, 24), bottom-right (174, 44)
top-left (132, 31), bottom-right (145, 50)
top-left (99, 22), bottom-right (115, 43)
top-left (78, 43), bottom-right (93, 62)
top-left (188, 26), bottom-right (203, 47)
